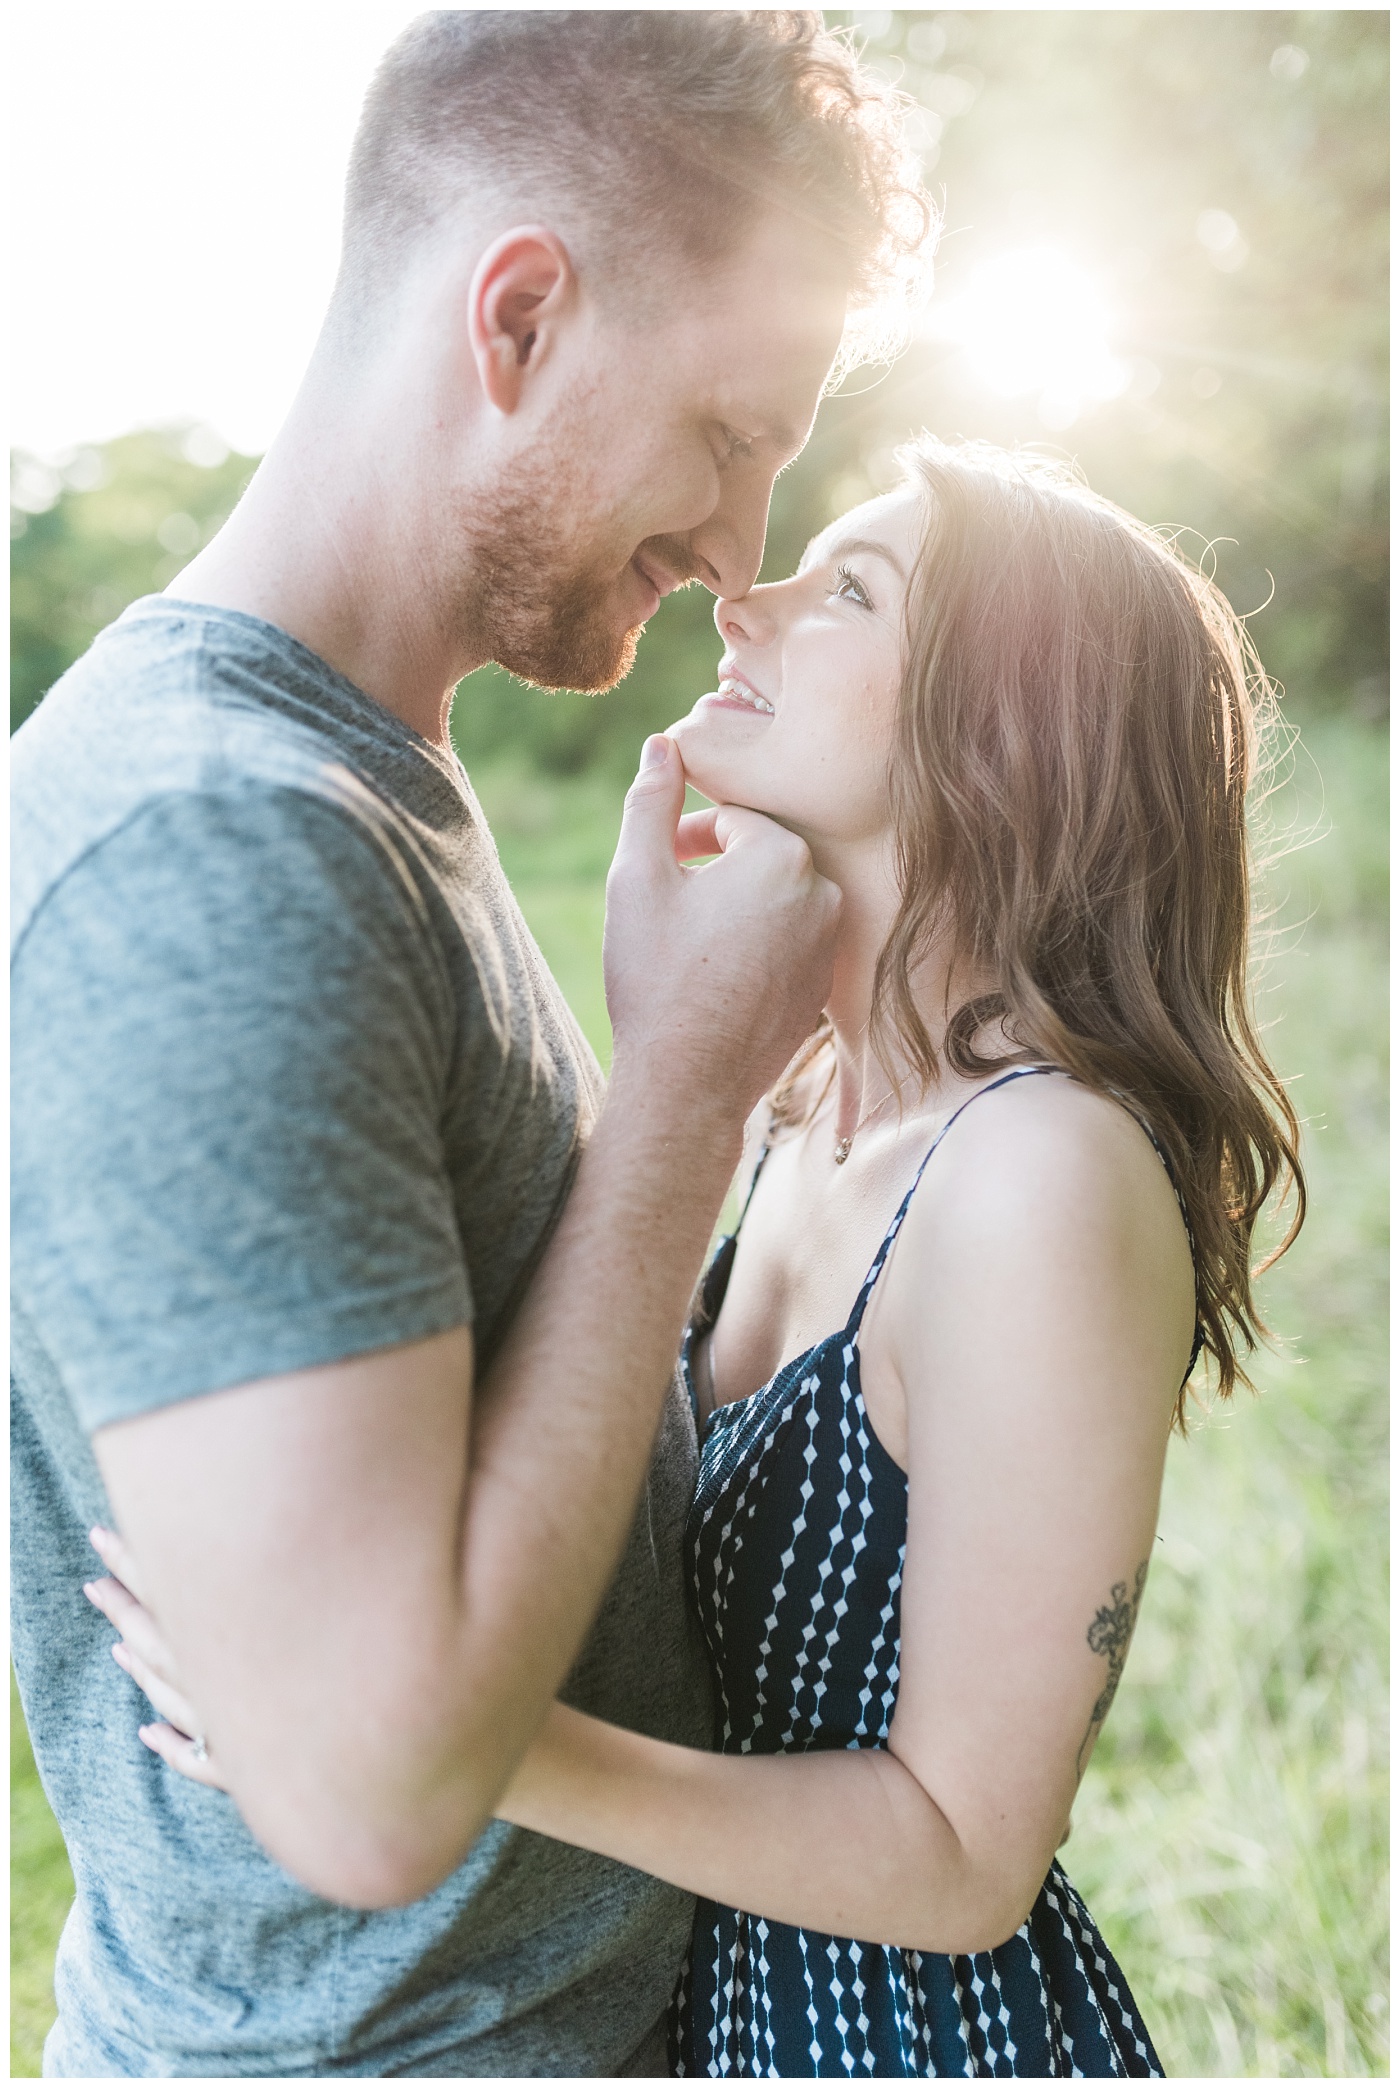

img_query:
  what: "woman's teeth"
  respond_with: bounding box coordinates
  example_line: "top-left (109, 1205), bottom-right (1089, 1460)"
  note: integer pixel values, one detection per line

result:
top-left (717, 676), bottom-right (774, 716)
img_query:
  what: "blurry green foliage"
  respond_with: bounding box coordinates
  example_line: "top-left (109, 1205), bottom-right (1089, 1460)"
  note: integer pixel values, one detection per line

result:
top-left (10, 10), bottom-right (1386, 765)
top-left (10, 427), bottom-right (256, 732)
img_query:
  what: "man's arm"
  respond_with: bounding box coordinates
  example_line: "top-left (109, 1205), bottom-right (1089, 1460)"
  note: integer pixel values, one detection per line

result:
top-left (91, 736), bottom-right (838, 1906)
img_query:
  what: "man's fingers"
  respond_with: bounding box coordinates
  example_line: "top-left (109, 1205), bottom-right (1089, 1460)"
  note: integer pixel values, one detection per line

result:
top-left (675, 803), bottom-right (813, 867)
top-left (611, 736), bottom-right (685, 881)
top-left (138, 1720), bottom-right (229, 1792)
top-left (111, 1639), bottom-right (203, 1738)
top-left (675, 809), bottom-right (721, 863)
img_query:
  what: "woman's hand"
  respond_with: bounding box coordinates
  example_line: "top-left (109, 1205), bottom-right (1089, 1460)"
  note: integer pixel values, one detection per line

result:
top-left (83, 1526), bottom-right (229, 1791)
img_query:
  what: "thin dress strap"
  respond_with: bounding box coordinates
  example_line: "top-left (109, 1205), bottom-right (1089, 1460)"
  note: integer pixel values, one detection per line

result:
top-left (730, 1125), bottom-right (774, 1239)
top-left (844, 1065), bottom-right (1065, 1335)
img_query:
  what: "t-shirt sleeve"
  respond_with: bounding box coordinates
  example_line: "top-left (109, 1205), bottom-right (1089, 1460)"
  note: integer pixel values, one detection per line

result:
top-left (11, 783), bottom-right (474, 1432)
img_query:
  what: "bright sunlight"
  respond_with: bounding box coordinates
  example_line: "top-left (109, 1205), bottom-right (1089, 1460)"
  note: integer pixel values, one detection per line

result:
top-left (925, 245), bottom-right (1131, 431)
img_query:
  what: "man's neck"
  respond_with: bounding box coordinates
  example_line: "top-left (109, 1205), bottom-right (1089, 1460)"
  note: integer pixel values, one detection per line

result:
top-left (169, 379), bottom-right (485, 752)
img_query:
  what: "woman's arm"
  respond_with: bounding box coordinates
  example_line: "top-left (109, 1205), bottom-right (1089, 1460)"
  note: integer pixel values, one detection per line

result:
top-left (499, 1702), bottom-right (1011, 1948)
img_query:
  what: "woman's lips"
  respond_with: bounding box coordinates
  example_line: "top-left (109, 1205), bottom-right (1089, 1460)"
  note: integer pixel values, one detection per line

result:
top-left (698, 670), bottom-right (775, 718)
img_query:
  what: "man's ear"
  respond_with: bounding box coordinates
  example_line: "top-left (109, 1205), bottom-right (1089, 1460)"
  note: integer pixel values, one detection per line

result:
top-left (467, 227), bottom-right (575, 414)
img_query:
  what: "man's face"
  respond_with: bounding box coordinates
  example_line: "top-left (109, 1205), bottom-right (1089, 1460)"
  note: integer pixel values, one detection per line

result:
top-left (469, 213), bottom-right (850, 693)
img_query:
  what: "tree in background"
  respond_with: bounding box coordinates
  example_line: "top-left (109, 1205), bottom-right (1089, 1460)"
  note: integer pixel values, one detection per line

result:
top-left (12, 9), bottom-right (1386, 766)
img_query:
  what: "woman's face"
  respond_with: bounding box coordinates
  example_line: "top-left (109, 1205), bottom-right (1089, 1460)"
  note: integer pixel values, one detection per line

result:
top-left (669, 487), bottom-right (923, 851)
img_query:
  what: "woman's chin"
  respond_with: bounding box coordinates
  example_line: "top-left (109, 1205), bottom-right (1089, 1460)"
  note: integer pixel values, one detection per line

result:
top-left (667, 713), bottom-right (738, 804)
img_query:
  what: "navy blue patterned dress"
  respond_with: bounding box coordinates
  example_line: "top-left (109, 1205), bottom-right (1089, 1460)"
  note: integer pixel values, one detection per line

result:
top-left (669, 1067), bottom-right (1164, 2078)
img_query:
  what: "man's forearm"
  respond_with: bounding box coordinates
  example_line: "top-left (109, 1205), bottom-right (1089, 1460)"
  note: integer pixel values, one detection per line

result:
top-left (442, 1060), bottom-right (741, 1775)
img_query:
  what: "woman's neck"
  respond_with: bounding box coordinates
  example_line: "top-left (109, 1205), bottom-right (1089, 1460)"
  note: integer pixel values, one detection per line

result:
top-left (809, 835), bottom-right (998, 1148)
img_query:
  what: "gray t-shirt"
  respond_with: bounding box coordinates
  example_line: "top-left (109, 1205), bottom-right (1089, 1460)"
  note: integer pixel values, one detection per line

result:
top-left (10, 598), bottom-right (713, 2077)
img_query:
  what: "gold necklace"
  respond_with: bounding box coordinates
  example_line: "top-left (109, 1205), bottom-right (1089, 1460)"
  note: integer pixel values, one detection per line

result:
top-left (833, 1085), bottom-right (906, 1165)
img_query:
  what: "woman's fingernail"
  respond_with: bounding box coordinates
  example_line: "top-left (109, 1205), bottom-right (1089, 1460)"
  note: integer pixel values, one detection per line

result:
top-left (111, 1643), bottom-right (130, 1669)
top-left (82, 1582), bottom-right (100, 1601)
top-left (640, 734), bottom-right (668, 771)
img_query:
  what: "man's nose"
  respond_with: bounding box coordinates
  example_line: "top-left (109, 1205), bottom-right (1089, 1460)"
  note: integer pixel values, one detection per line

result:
top-left (688, 465), bottom-right (774, 602)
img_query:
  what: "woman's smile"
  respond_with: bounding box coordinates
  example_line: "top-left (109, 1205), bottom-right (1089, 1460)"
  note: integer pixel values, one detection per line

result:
top-left (698, 664), bottom-right (775, 718)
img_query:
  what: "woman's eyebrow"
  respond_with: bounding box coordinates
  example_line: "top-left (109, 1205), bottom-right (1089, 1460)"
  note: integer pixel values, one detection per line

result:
top-left (799, 535), bottom-right (909, 582)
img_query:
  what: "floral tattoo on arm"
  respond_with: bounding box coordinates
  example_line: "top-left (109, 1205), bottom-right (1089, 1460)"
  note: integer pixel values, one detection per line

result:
top-left (1076, 1558), bottom-right (1149, 1778)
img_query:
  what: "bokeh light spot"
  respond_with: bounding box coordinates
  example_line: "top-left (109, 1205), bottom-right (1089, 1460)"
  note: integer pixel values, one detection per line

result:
top-left (156, 511), bottom-right (202, 556)
top-left (1196, 209), bottom-right (1250, 273)
top-left (1270, 44), bottom-right (1310, 81)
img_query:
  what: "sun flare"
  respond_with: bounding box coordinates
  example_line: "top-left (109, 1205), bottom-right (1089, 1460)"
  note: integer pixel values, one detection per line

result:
top-left (926, 245), bottom-right (1131, 430)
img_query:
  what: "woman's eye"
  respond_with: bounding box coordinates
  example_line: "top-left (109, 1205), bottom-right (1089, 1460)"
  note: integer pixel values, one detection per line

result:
top-left (832, 564), bottom-right (873, 609)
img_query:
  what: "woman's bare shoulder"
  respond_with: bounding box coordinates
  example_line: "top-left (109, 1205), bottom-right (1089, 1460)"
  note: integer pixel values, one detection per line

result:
top-left (883, 1069), bottom-right (1196, 1369)
top-left (936, 1070), bottom-right (1185, 1225)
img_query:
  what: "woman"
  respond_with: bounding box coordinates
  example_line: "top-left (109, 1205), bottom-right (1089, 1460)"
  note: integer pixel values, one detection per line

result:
top-left (90, 438), bottom-right (1302, 2077)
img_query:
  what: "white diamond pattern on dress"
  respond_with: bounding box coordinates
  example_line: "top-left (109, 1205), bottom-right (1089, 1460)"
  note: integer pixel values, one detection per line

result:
top-left (779, 1362), bottom-right (884, 1747)
top-left (915, 1946), bottom-right (969, 2079)
top-left (1065, 1875), bottom-right (1154, 2072)
top-left (754, 1917), bottom-right (779, 2078)
top-left (778, 1401), bottom-right (825, 1746)
top-left (976, 1956), bottom-right (1018, 2073)
top-left (935, 1952), bottom-right (979, 2076)
top-left (1020, 1916), bottom-right (1068, 2074)
top-left (700, 1395), bottom-right (800, 1749)
top-left (884, 1946), bottom-right (922, 2072)
top-left (711, 1917), bottom-right (741, 2078)
top-left (826, 1936), bottom-right (856, 2075)
top-left (1039, 1875), bottom-right (1100, 2079)
top-left (799, 1928), bottom-right (823, 2072)
top-left (1049, 1873), bottom-right (1156, 2077)
top-left (736, 1381), bottom-right (819, 1751)
top-left (844, 1940), bottom-right (877, 2075)
top-left (798, 1377), bottom-right (877, 1740)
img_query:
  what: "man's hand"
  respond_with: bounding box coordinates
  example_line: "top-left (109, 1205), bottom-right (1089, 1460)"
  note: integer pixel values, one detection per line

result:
top-left (604, 734), bottom-right (839, 1117)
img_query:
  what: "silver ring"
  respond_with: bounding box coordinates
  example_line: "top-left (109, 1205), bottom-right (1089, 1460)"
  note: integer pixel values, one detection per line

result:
top-left (190, 1734), bottom-right (209, 1762)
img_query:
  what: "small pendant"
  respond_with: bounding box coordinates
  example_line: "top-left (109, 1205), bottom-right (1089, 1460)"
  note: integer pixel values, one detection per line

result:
top-left (834, 1137), bottom-right (852, 1165)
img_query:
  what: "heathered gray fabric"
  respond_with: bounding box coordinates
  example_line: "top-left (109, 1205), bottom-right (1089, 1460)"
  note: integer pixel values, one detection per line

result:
top-left (10, 598), bottom-right (713, 2077)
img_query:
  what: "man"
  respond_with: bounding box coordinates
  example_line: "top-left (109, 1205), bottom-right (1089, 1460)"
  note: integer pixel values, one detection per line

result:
top-left (12, 13), bottom-right (931, 2076)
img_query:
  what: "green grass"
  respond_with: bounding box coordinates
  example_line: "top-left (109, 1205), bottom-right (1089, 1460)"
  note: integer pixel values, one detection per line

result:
top-left (1066, 715), bottom-right (1389, 2076)
top-left (11, 1671), bottom-right (75, 2076)
top-left (11, 716), bottom-right (1386, 2076)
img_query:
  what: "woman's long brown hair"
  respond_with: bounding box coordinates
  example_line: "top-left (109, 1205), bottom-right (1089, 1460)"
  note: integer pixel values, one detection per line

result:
top-left (783, 437), bottom-right (1304, 1423)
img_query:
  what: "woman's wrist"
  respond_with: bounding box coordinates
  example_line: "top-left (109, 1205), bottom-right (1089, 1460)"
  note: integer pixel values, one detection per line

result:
top-left (494, 1701), bottom-right (592, 1835)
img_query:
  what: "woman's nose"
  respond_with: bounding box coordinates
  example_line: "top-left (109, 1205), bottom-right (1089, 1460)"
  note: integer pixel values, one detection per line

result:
top-left (713, 583), bottom-right (778, 647)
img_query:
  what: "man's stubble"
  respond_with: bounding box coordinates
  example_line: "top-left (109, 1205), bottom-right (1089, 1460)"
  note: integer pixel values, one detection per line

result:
top-left (464, 423), bottom-right (647, 696)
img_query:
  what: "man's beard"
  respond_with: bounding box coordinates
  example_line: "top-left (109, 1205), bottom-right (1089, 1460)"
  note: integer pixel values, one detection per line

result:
top-left (465, 446), bottom-right (651, 695)
top-left (476, 529), bottom-right (643, 693)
